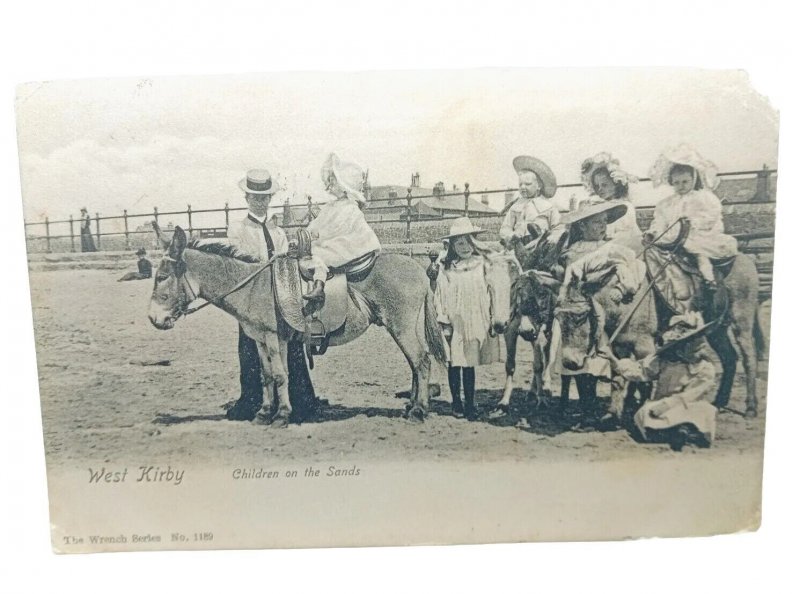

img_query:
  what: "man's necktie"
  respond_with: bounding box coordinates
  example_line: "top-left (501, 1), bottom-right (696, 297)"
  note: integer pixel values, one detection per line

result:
top-left (248, 214), bottom-right (275, 259)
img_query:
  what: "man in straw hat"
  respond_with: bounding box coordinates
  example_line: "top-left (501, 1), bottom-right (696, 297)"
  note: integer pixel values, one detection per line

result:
top-left (599, 311), bottom-right (718, 451)
top-left (499, 155), bottom-right (560, 248)
top-left (300, 153), bottom-right (381, 304)
top-left (225, 169), bottom-right (319, 421)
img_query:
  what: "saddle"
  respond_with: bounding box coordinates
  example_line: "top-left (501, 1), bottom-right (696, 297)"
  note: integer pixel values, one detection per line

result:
top-left (273, 252), bottom-right (378, 358)
top-left (645, 247), bottom-right (733, 324)
top-left (672, 251), bottom-right (736, 280)
top-left (298, 250), bottom-right (379, 284)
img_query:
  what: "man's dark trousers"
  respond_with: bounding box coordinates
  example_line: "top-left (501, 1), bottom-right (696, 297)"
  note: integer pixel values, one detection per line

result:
top-left (234, 326), bottom-right (318, 421)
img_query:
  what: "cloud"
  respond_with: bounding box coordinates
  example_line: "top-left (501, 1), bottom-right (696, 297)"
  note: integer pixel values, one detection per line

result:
top-left (17, 70), bottom-right (779, 223)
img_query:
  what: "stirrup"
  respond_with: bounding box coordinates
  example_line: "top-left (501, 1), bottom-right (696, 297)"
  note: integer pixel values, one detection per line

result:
top-left (304, 317), bottom-right (330, 356)
top-left (302, 281), bottom-right (326, 303)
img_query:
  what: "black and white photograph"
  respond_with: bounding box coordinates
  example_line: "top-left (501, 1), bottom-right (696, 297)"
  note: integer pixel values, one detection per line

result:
top-left (16, 68), bottom-right (778, 553)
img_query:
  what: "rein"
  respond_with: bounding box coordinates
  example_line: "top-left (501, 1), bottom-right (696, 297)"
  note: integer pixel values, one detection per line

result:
top-left (606, 221), bottom-right (688, 344)
top-left (555, 217), bottom-right (687, 354)
top-left (167, 253), bottom-right (279, 317)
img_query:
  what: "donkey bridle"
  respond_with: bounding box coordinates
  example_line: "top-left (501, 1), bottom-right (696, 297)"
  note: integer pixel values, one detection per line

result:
top-left (162, 253), bottom-right (278, 318)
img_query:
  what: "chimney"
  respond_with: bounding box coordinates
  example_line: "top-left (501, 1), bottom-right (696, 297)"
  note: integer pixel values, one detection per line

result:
top-left (753, 164), bottom-right (772, 202)
top-left (411, 172), bottom-right (420, 188)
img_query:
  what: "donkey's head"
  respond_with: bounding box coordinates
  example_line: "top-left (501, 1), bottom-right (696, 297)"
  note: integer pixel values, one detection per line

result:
top-left (483, 251), bottom-right (521, 336)
top-left (148, 223), bottom-right (193, 330)
top-left (513, 270), bottom-right (561, 342)
top-left (555, 264), bottom-right (617, 371)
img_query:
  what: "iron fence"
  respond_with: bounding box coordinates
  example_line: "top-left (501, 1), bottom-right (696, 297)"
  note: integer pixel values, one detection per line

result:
top-left (23, 167), bottom-right (776, 253)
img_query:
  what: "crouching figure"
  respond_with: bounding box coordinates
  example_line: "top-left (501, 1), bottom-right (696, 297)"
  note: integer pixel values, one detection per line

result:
top-left (600, 312), bottom-right (718, 451)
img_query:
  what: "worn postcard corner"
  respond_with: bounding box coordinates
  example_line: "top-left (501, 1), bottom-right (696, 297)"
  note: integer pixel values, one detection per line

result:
top-left (17, 68), bottom-right (776, 553)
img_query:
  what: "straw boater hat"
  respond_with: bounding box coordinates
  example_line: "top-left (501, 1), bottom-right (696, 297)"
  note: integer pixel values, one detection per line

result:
top-left (321, 153), bottom-right (367, 203)
top-left (560, 198), bottom-right (628, 226)
top-left (580, 152), bottom-right (638, 195)
top-left (649, 144), bottom-right (720, 191)
top-left (239, 169), bottom-right (280, 195)
top-left (441, 217), bottom-right (485, 240)
top-left (656, 312), bottom-right (715, 355)
top-left (512, 155), bottom-right (558, 199)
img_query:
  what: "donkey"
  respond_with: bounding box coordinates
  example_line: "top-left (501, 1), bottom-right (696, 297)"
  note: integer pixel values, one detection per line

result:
top-left (148, 226), bottom-right (448, 426)
top-left (556, 247), bottom-right (763, 419)
top-left (492, 230), bottom-right (567, 416)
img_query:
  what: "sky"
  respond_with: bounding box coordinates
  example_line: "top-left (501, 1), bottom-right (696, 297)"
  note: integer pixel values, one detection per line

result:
top-left (16, 69), bottom-right (779, 230)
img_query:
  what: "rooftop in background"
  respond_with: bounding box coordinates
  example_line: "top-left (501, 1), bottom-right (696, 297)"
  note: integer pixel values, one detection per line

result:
top-left (366, 174), bottom-right (505, 221)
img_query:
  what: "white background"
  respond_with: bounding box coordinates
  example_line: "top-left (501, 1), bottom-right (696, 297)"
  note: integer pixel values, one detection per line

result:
top-left (1, 1), bottom-right (797, 592)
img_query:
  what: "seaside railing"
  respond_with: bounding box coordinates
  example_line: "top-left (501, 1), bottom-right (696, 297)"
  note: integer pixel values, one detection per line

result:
top-left (24, 167), bottom-right (776, 253)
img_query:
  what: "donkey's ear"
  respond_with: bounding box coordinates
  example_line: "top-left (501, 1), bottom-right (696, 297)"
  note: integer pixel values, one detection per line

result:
top-left (168, 226), bottom-right (187, 260)
top-left (555, 230), bottom-right (570, 253)
top-left (582, 265), bottom-right (618, 295)
top-left (531, 270), bottom-right (561, 289)
top-left (151, 220), bottom-right (170, 250)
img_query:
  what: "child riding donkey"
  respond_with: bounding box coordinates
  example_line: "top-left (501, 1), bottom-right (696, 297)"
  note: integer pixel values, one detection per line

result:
top-left (299, 153), bottom-right (381, 305)
top-left (644, 144), bottom-right (739, 319)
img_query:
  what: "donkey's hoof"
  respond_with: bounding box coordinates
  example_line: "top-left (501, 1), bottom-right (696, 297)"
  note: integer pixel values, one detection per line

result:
top-left (252, 409), bottom-right (274, 425)
top-left (271, 414), bottom-right (291, 429)
top-left (488, 404), bottom-right (509, 419)
top-left (405, 406), bottom-right (426, 422)
top-left (745, 407), bottom-right (758, 419)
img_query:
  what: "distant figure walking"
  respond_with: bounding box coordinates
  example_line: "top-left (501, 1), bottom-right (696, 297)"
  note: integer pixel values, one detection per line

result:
top-left (118, 248), bottom-right (153, 281)
top-left (80, 207), bottom-right (97, 252)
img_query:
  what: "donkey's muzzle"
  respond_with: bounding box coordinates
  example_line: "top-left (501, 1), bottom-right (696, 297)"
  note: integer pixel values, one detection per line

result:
top-left (148, 313), bottom-right (175, 330)
top-left (561, 349), bottom-right (586, 372)
top-left (491, 321), bottom-right (508, 335)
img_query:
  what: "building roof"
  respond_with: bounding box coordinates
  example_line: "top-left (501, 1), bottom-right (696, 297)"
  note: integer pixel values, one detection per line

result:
top-left (369, 184), bottom-right (499, 214)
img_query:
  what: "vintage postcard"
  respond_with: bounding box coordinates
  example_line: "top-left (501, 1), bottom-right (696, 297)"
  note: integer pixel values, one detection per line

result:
top-left (16, 69), bottom-right (777, 552)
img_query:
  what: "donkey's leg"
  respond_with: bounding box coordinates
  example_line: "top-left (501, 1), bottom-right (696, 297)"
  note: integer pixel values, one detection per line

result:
top-left (388, 298), bottom-right (431, 422)
top-left (607, 375), bottom-right (627, 424)
top-left (255, 334), bottom-right (292, 427)
top-left (496, 318), bottom-right (520, 414)
top-left (559, 376), bottom-right (572, 415)
top-left (227, 326), bottom-right (264, 421)
top-left (707, 328), bottom-right (738, 410)
top-left (272, 335), bottom-right (293, 427)
top-left (730, 310), bottom-right (759, 418)
top-left (253, 341), bottom-right (275, 425)
top-left (529, 336), bottom-right (551, 410)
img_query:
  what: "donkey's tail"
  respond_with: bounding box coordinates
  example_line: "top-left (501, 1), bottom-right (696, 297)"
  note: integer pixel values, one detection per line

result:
top-left (753, 308), bottom-right (767, 361)
top-left (424, 289), bottom-right (448, 365)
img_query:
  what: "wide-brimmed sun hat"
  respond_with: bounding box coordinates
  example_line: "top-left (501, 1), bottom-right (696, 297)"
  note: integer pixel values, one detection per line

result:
top-left (560, 198), bottom-right (628, 226)
top-left (239, 169), bottom-right (280, 195)
top-left (649, 144), bottom-right (719, 190)
top-left (320, 153), bottom-right (367, 203)
top-left (580, 152), bottom-right (638, 195)
top-left (512, 155), bottom-right (558, 198)
top-left (657, 311), bottom-right (715, 354)
top-left (440, 217), bottom-right (485, 240)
